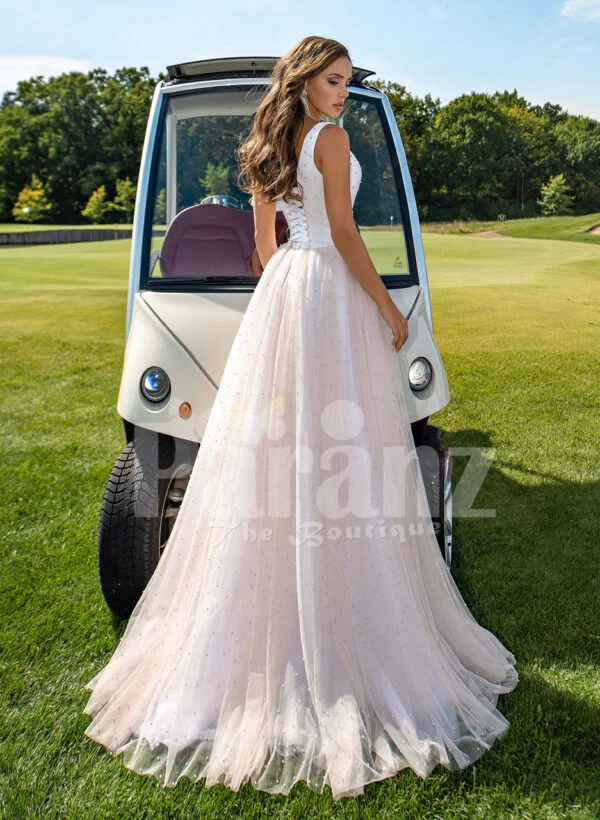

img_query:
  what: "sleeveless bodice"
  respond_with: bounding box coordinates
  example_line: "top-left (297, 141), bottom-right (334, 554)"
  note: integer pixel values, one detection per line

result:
top-left (280, 121), bottom-right (362, 249)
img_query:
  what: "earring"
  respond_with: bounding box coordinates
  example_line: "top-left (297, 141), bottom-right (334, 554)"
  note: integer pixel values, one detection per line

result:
top-left (301, 87), bottom-right (318, 121)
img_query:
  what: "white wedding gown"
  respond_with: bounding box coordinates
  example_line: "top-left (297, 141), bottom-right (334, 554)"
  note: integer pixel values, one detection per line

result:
top-left (83, 120), bottom-right (518, 800)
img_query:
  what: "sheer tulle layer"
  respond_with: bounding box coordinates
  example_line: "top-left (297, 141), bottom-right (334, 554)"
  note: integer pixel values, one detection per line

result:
top-left (83, 241), bottom-right (518, 800)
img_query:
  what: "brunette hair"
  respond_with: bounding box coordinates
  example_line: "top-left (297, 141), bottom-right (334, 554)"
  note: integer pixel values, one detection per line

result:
top-left (236, 36), bottom-right (351, 205)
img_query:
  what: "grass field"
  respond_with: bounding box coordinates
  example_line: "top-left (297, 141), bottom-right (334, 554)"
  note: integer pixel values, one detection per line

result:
top-left (420, 211), bottom-right (600, 245)
top-left (1, 215), bottom-right (599, 817)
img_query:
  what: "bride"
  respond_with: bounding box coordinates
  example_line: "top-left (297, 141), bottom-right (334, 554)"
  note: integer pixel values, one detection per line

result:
top-left (82, 35), bottom-right (519, 800)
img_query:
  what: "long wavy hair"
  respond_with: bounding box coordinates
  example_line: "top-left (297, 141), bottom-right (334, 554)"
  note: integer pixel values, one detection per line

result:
top-left (236, 36), bottom-right (351, 205)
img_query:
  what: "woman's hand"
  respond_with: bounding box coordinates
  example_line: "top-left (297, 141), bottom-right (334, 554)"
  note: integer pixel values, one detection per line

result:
top-left (246, 247), bottom-right (264, 277)
top-left (378, 298), bottom-right (409, 352)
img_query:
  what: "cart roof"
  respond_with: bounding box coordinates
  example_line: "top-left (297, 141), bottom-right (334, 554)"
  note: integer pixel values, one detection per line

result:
top-left (166, 57), bottom-right (376, 88)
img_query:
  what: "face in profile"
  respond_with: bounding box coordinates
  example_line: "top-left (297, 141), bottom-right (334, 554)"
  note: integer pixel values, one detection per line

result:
top-left (304, 55), bottom-right (352, 119)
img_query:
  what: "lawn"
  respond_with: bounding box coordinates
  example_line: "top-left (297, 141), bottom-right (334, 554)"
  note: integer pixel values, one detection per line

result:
top-left (1, 219), bottom-right (599, 817)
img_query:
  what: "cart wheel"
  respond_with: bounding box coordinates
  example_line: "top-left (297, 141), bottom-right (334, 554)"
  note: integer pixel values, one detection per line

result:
top-left (412, 423), bottom-right (453, 568)
top-left (97, 431), bottom-right (196, 618)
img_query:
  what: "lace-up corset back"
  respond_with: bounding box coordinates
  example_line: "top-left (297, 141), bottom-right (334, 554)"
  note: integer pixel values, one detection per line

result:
top-left (281, 121), bottom-right (362, 249)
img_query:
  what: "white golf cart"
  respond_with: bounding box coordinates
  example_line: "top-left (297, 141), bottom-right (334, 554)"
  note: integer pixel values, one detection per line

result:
top-left (97, 56), bottom-right (453, 617)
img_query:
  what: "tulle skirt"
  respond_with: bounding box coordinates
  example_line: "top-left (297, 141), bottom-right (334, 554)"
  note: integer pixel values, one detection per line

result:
top-left (83, 241), bottom-right (518, 800)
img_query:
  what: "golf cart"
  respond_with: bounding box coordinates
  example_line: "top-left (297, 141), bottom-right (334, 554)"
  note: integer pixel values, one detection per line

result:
top-left (97, 56), bottom-right (453, 618)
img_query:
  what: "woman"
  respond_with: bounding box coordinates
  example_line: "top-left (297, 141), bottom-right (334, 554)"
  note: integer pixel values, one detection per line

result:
top-left (82, 36), bottom-right (519, 800)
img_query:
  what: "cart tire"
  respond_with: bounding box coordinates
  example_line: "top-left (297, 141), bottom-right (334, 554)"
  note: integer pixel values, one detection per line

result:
top-left (412, 423), bottom-right (453, 568)
top-left (97, 431), bottom-right (195, 618)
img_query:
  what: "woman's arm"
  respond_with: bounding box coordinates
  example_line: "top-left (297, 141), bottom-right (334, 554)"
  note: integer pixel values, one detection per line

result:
top-left (252, 191), bottom-right (278, 270)
top-left (318, 126), bottom-right (409, 352)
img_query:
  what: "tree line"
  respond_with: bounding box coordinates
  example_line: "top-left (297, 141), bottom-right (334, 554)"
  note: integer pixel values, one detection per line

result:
top-left (0, 66), bottom-right (598, 225)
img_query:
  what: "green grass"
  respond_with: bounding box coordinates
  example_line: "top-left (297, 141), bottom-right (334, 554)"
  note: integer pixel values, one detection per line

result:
top-left (1, 220), bottom-right (599, 817)
top-left (421, 211), bottom-right (600, 245)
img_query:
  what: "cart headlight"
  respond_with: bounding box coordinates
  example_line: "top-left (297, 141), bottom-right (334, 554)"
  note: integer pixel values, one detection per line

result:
top-left (408, 358), bottom-right (432, 392)
top-left (141, 367), bottom-right (171, 403)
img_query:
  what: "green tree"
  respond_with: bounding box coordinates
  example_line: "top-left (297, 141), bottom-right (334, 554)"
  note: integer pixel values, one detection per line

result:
top-left (97, 67), bottom-right (160, 195)
top-left (0, 67), bottom-right (156, 223)
top-left (370, 79), bottom-right (442, 209)
top-left (12, 173), bottom-right (53, 222)
top-left (107, 176), bottom-right (136, 222)
top-left (200, 162), bottom-right (230, 196)
top-left (537, 172), bottom-right (575, 215)
top-left (500, 102), bottom-right (558, 215)
top-left (154, 187), bottom-right (166, 224)
top-left (552, 115), bottom-right (600, 211)
top-left (0, 66), bottom-right (598, 224)
top-left (424, 92), bottom-right (522, 219)
top-left (81, 184), bottom-right (111, 222)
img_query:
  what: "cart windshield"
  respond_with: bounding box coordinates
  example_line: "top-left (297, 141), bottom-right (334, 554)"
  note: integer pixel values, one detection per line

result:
top-left (142, 85), bottom-right (417, 289)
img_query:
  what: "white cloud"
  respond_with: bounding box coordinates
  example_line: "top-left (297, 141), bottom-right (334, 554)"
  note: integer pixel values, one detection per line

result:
top-left (561, 0), bottom-right (600, 23)
top-left (0, 55), bottom-right (92, 95)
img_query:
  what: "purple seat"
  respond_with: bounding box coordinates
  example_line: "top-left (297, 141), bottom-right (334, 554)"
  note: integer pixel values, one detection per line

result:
top-left (159, 203), bottom-right (289, 279)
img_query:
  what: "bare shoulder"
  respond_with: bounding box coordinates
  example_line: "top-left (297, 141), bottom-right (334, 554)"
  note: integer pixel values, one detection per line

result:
top-left (317, 123), bottom-right (349, 151)
top-left (315, 123), bottom-right (350, 172)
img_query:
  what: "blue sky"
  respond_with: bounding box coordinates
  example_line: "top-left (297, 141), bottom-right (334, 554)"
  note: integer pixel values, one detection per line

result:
top-left (0, 0), bottom-right (598, 120)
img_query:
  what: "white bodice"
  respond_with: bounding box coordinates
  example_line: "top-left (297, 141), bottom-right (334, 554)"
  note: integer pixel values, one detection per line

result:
top-left (280, 121), bottom-right (362, 249)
